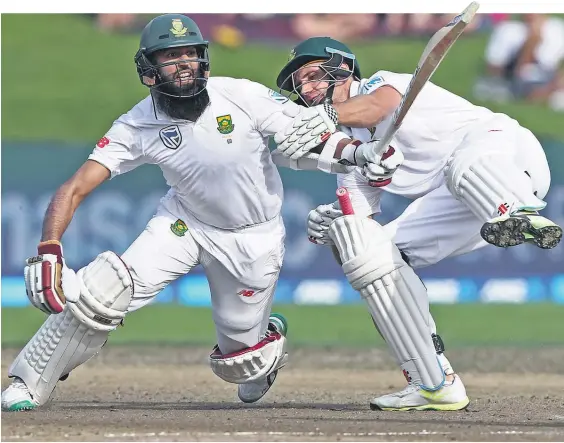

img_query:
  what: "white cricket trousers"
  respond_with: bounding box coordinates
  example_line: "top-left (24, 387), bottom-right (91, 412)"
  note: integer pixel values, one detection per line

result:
top-left (340, 116), bottom-right (551, 268)
top-left (121, 207), bottom-right (285, 354)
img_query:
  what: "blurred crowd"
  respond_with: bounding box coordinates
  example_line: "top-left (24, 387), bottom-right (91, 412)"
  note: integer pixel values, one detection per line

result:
top-left (94, 13), bottom-right (486, 41)
top-left (94, 13), bottom-right (564, 112)
top-left (474, 13), bottom-right (564, 112)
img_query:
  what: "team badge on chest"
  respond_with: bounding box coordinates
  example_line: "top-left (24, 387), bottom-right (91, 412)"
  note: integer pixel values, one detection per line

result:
top-left (159, 125), bottom-right (182, 150)
top-left (170, 219), bottom-right (188, 237)
top-left (216, 115), bottom-right (235, 135)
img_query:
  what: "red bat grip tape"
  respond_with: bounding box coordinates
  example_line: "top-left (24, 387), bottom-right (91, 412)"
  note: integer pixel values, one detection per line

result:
top-left (336, 187), bottom-right (354, 215)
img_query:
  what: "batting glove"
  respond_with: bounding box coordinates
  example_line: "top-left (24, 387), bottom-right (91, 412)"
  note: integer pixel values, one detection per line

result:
top-left (274, 103), bottom-right (338, 160)
top-left (355, 142), bottom-right (404, 187)
top-left (307, 201), bottom-right (343, 245)
top-left (24, 241), bottom-right (80, 314)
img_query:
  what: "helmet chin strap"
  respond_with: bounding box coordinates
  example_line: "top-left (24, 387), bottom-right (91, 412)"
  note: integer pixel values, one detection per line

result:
top-left (324, 83), bottom-right (336, 106)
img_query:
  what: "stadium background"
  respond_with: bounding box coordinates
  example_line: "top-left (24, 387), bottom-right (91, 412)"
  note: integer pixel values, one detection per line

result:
top-left (2, 13), bottom-right (564, 348)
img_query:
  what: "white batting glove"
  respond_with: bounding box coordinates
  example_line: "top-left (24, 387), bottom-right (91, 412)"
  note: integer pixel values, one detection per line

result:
top-left (274, 103), bottom-right (338, 160)
top-left (355, 142), bottom-right (404, 188)
top-left (307, 201), bottom-right (343, 245)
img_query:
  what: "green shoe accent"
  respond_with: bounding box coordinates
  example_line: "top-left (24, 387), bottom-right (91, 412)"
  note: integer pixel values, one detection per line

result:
top-left (5, 400), bottom-right (36, 411)
top-left (370, 397), bottom-right (470, 412)
top-left (269, 313), bottom-right (288, 336)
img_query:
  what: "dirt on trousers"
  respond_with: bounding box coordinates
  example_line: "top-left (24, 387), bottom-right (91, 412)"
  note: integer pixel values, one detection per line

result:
top-left (2, 346), bottom-right (564, 442)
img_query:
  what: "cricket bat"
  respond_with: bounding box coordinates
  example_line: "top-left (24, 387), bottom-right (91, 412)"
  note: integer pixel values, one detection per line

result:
top-left (370, 2), bottom-right (480, 160)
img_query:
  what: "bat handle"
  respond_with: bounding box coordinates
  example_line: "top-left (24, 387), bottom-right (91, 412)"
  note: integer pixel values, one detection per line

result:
top-left (371, 132), bottom-right (393, 158)
top-left (336, 187), bottom-right (354, 215)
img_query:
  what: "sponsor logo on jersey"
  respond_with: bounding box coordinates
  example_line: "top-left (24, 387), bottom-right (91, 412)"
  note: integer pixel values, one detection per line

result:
top-left (238, 289), bottom-right (255, 297)
top-left (268, 89), bottom-right (289, 104)
top-left (170, 19), bottom-right (188, 37)
top-left (96, 136), bottom-right (110, 148)
top-left (363, 75), bottom-right (384, 92)
top-left (216, 114), bottom-right (235, 135)
top-left (159, 125), bottom-right (182, 150)
top-left (170, 219), bottom-right (188, 237)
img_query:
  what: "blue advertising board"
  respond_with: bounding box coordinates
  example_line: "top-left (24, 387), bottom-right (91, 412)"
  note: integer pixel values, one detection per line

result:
top-left (2, 140), bottom-right (563, 306)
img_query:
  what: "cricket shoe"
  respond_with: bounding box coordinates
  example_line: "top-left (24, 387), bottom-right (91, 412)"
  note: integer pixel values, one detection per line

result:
top-left (481, 211), bottom-right (562, 249)
top-left (238, 314), bottom-right (288, 404)
top-left (1, 377), bottom-right (38, 411)
top-left (369, 375), bottom-right (469, 411)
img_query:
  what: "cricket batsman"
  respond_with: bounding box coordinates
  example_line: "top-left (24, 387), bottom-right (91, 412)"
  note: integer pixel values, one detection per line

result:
top-left (0, 13), bottom-right (314, 411)
top-left (272, 36), bottom-right (562, 411)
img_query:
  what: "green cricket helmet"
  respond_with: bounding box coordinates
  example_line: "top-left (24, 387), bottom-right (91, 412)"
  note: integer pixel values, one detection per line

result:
top-left (276, 37), bottom-right (361, 106)
top-left (134, 14), bottom-right (210, 98)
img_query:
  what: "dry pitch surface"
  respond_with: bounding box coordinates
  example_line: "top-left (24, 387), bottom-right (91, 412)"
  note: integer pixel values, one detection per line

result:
top-left (2, 346), bottom-right (564, 442)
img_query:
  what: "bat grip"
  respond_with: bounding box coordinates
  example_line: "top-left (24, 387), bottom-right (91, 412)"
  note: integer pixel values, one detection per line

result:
top-left (336, 187), bottom-right (354, 215)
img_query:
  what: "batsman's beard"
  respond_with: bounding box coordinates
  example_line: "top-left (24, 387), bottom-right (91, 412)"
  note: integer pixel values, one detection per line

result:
top-left (154, 87), bottom-right (210, 122)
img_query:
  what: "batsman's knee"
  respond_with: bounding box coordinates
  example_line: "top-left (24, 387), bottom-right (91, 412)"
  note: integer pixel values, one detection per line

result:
top-left (328, 215), bottom-right (403, 290)
top-left (444, 148), bottom-right (546, 221)
top-left (68, 251), bottom-right (134, 332)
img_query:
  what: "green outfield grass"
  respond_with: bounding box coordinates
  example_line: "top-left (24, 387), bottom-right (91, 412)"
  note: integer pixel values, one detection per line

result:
top-left (2, 304), bottom-right (564, 348)
top-left (2, 14), bottom-right (564, 141)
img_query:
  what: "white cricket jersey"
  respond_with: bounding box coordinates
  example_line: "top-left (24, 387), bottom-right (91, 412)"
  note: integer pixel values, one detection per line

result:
top-left (338, 70), bottom-right (520, 213)
top-left (89, 77), bottom-right (299, 229)
top-left (89, 77), bottom-right (299, 280)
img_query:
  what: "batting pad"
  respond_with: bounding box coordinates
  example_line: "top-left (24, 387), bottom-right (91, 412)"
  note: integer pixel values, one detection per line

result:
top-left (329, 216), bottom-right (445, 390)
top-left (68, 251), bottom-right (134, 332)
top-left (210, 333), bottom-right (287, 384)
top-left (8, 308), bottom-right (109, 406)
top-left (445, 149), bottom-right (546, 221)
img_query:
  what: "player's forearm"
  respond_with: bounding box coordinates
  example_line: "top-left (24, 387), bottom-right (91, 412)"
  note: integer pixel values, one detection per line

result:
top-left (333, 94), bottom-right (391, 128)
top-left (41, 183), bottom-right (83, 242)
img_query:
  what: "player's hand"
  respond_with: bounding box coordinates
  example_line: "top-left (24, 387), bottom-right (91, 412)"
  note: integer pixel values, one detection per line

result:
top-left (24, 241), bottom-right (80, 314)
top-left (355, 142), bottom-right (404, 187)
top-left (274, 103), bottom-right (338, 160)
top-left (307, 201), bottom-right (343, 245)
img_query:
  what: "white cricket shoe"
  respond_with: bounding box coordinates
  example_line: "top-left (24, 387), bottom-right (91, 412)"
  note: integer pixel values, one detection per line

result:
top-left (370, 375), bottom-right (470, 411)
top-left (1, 377), bottom-right (38, 411)
top-left (237, 314), bottom-right (288, 404)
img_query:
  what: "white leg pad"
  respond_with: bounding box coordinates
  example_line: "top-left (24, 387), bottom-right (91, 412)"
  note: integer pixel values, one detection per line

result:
top-left (7, 250), bottom-right (134, 406)
top-left (8, 308), bottom-right (109, 406)
top-left (68, 251), bottom-right (134, 332)
top-left (328, 216), bottom-right (445, 390)
top-left (445, 149), bottom-right (546, 221)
